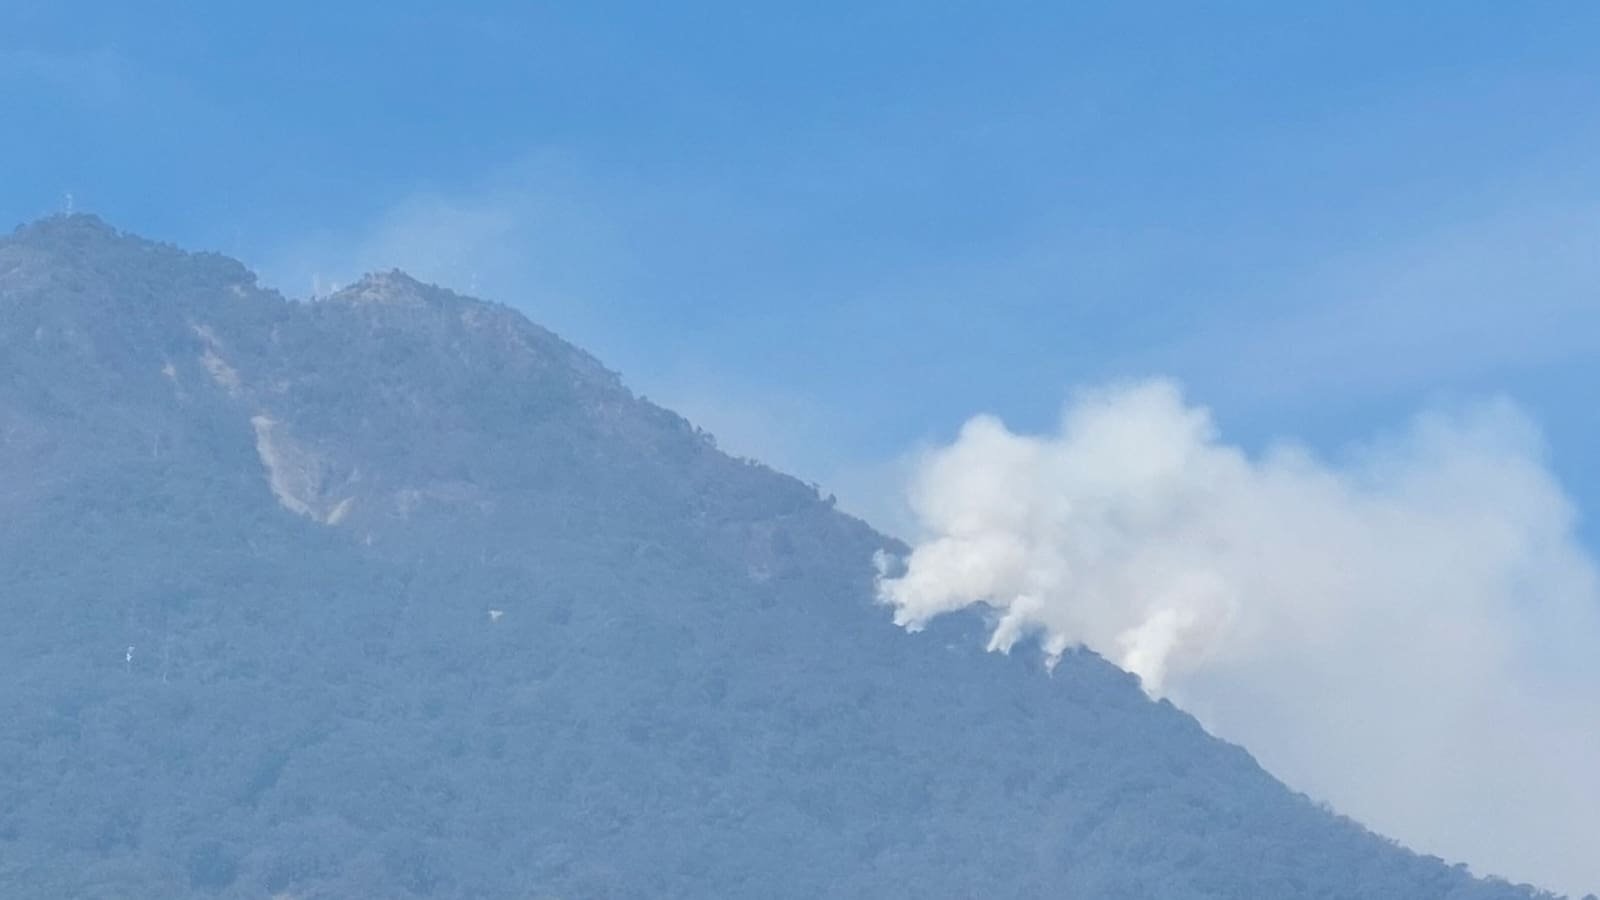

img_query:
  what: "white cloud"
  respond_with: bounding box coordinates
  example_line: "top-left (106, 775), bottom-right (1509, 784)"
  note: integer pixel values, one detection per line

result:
top-left (879, 378), bottom-right (1600, 896)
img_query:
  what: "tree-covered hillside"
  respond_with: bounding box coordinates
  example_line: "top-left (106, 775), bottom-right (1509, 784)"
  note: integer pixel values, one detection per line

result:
top-left (0, 216), bottom-right (1561, 898)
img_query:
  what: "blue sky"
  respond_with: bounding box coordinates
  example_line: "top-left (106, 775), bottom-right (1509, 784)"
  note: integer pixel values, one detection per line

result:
top-left (5, 1), bottom-right (1600, 535)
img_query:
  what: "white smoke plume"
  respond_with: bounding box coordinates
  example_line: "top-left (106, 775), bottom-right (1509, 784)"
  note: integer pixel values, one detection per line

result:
top-left (878, 379), bottom-right (1600, 896)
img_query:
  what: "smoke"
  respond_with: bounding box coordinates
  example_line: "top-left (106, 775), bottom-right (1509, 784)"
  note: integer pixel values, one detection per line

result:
top-left (878, 379), bottom-right (1600, 895)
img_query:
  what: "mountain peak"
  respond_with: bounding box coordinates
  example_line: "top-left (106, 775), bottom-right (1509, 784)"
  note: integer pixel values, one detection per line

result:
top-left (2, 213), bottom-right (259, 302)
top-left (4, 213), bottom-right (189, 265)
top-left (8, 212), bottom-right (122, 242)
top-left (328, 269), bottom-right (441, 307)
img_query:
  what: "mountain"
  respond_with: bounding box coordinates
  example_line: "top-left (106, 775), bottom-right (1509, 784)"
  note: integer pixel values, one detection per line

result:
top-left (0, 215), bottom-right (1559, 899)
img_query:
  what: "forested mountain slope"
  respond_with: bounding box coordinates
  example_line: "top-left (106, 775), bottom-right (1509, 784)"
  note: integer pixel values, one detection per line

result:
top-left (0, 216), bottom-right (1558, 898)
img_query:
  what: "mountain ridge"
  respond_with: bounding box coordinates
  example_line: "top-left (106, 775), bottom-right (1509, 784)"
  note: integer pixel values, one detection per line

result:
top-left (0, 215), bottom-right (1563, 898)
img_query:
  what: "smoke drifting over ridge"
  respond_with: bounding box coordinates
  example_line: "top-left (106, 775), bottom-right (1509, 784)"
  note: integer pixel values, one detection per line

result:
top-left (878, 379), bottom-right (1600, 895)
